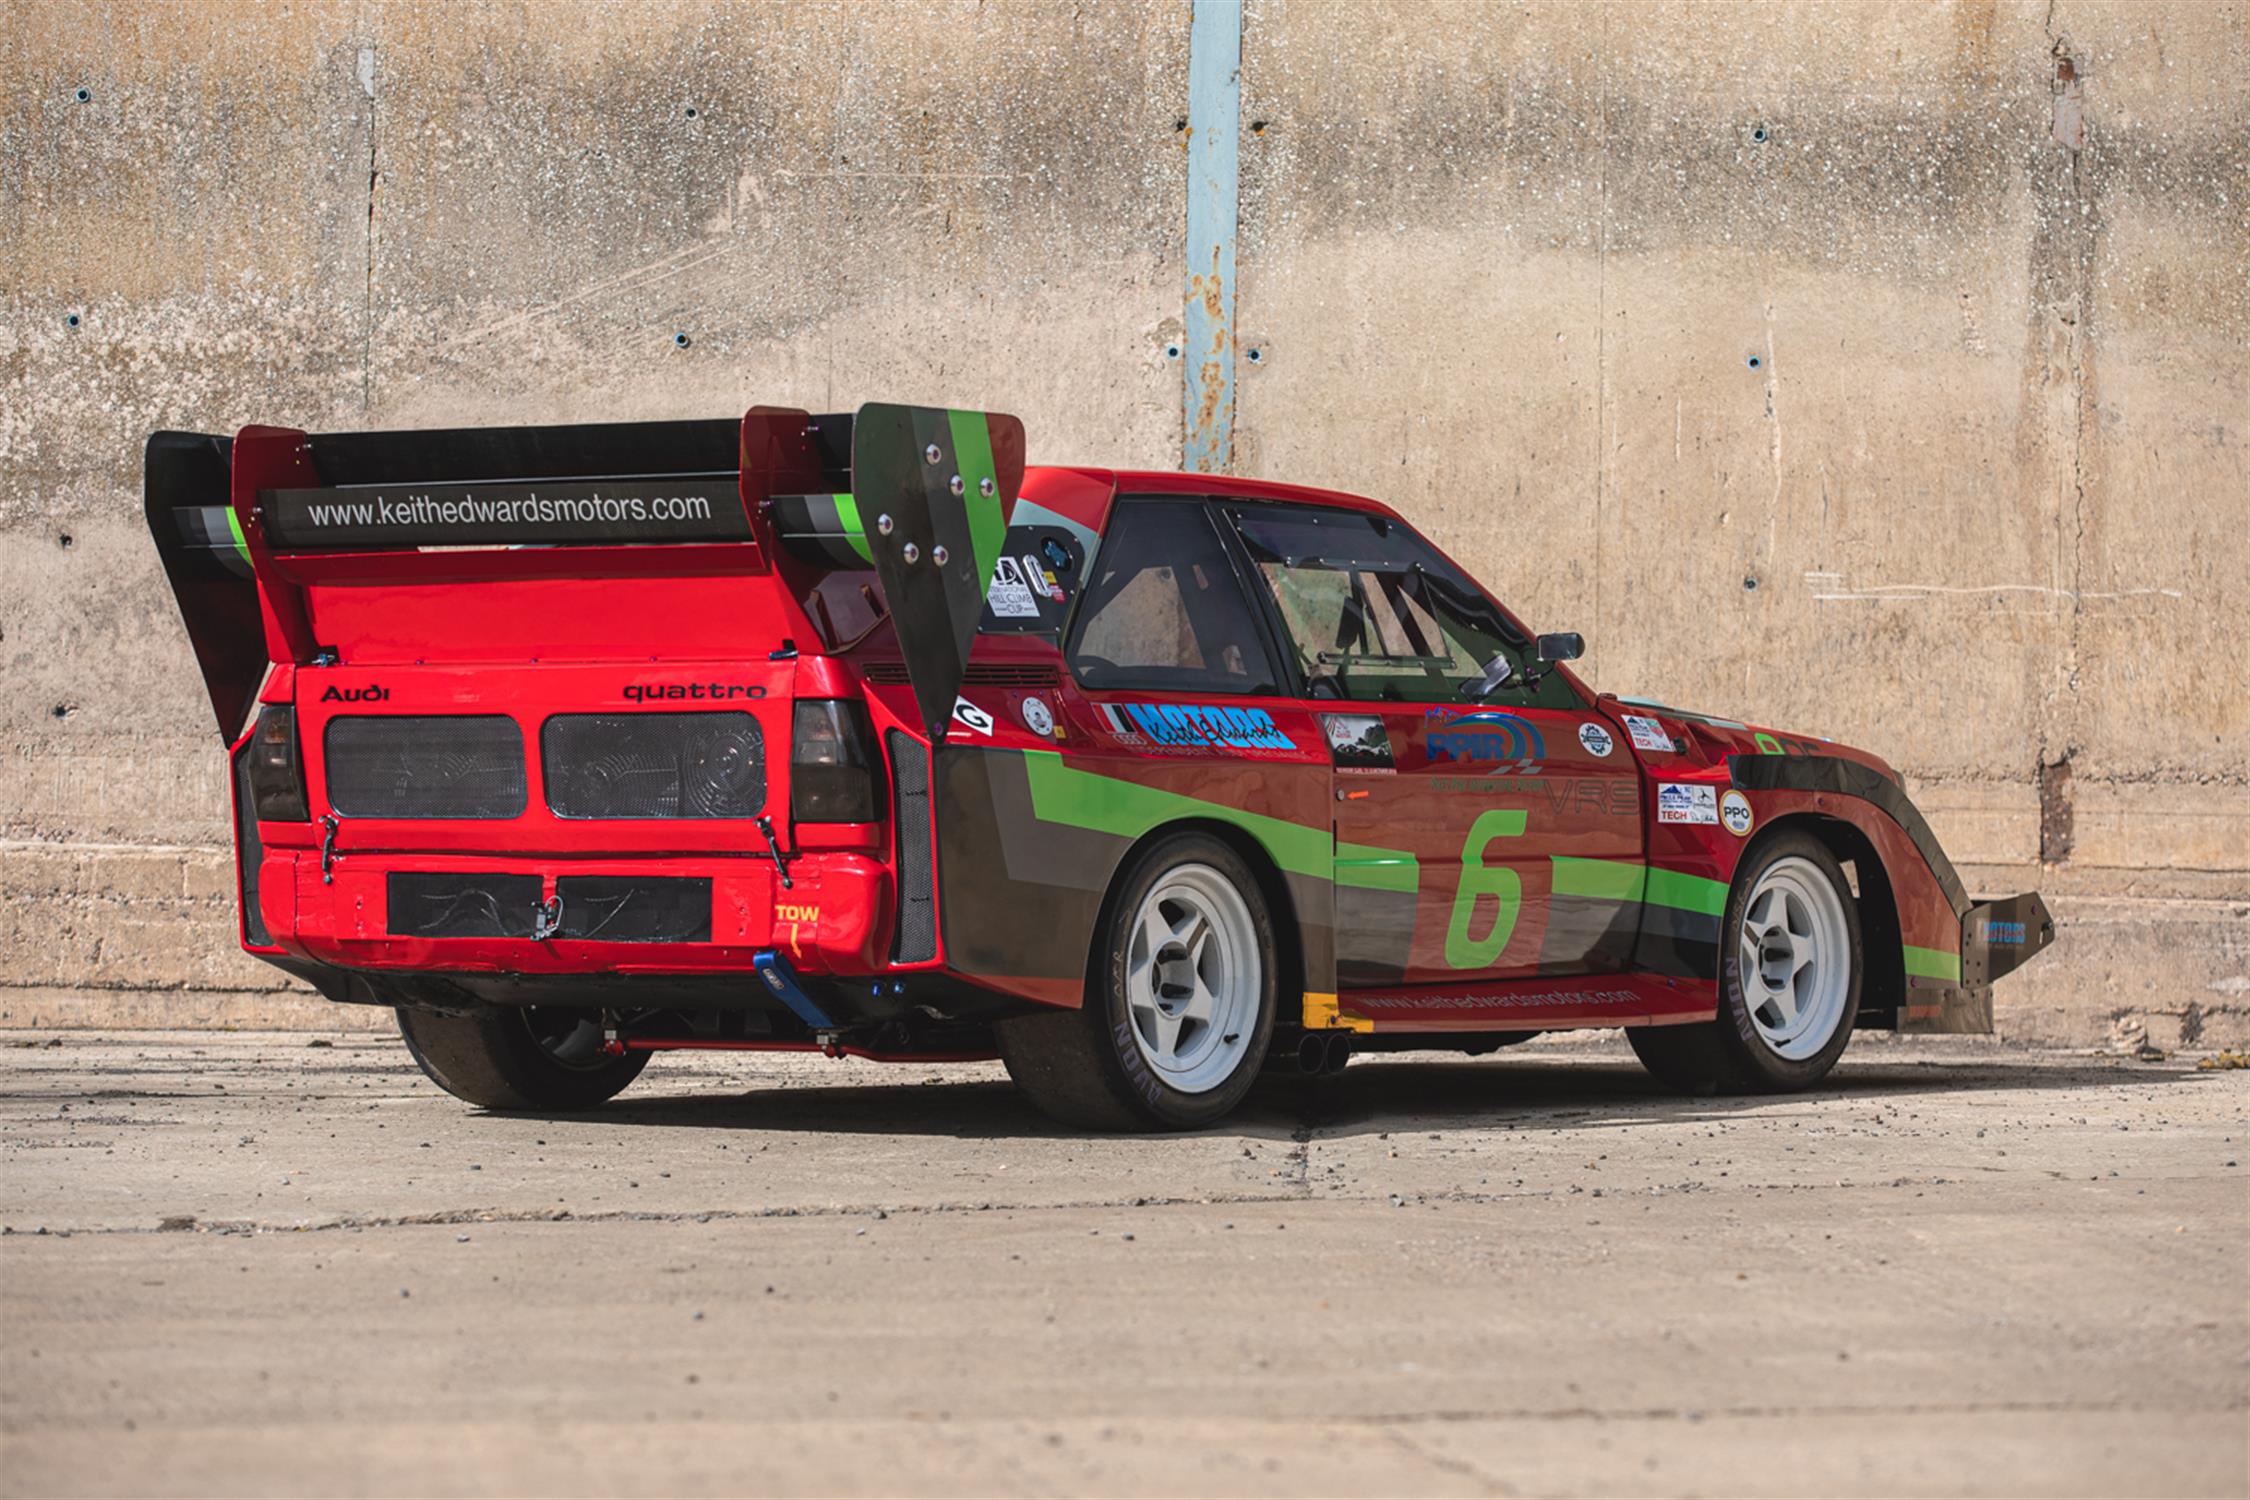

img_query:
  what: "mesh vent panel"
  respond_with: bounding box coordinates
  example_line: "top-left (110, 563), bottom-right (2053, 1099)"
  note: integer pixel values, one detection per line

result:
top-left (888, 731), bottom-right (936, 962)
top-left (325, 716), bottom-right (527, 820)
top-left (543, 713), bottom-right (765, 820)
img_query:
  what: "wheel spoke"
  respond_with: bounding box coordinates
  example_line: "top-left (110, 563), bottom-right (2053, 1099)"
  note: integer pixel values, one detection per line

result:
top-left (1789, 930), bottom-right (1816, 979)
top-left (1738, 929), bottom-right (1765, 988)
top-left (1139, 904), bottom-right (1176, 964)
top-left (1148, 1003), bottom-right (1183, 1061)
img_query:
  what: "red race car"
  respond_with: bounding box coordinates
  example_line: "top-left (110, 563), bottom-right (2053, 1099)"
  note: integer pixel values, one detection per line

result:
top-left (145, 403), bottom-right (2052, 1129)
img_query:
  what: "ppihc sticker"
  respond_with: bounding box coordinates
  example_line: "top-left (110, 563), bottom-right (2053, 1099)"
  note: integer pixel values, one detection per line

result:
top-left (1656, 783), bottom-right (1718, 825)
top-left (1622, 714), bottom-right (1674, 754)
top-left (1577, 721), bottom-right (1615, 758)
top-left (985, 556), bottom-right (1043, 619)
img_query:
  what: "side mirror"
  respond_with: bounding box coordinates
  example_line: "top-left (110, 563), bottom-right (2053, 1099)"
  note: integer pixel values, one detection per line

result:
top-left (1536, 631), bottom-right (1585, 665)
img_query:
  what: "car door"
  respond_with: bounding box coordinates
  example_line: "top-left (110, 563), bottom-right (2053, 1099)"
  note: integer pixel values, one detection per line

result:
top-left (1222, 503), bottom-right (1644, 990)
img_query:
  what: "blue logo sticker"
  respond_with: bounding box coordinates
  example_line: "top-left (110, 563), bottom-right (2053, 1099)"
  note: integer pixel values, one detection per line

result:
top-left (1123, 703), bottom-right (1295, 753)
top-left (1426, 711), bottom-right (1547, 765)
top-left (1982, 920), bottom-right (2027, 945)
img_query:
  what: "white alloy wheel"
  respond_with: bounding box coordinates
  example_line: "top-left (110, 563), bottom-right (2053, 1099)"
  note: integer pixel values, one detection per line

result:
top-left (1736, 855), bottom-right (1854, 1061)
top-left (1122, 863), bottom-right (1261, 1094)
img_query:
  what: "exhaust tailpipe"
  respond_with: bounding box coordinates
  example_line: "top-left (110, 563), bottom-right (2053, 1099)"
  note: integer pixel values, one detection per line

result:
top-left (1321, 1032), bottom-right (1352, 1076)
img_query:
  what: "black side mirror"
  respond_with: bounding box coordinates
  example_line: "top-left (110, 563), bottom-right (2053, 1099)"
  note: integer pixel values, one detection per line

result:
top-left (1536, 631), bottom-right (1585, 664)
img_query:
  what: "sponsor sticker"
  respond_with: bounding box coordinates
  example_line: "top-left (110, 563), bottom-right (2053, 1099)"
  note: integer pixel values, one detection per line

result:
top-left (1093, 703), bottom-right (1146, 745)
top-left (951, 697), bottom-right (994, 736)
top-left (1719, 788), bottom-right (1754, 837)
top-left (1020, 695), bottom-right (1056, 737)
top-left (1656, 783), bottom-right (1719, 825)
top-left (1424, 709), bottom-right (1545, 773)
top-left (1577, 721), bottom-right (1615, 758)
top-left (1121, 703), bottom-right (1296, 756)
top-left (1029, 554), bottom-right (1067, 603)
top-left (985, 556), bottom-right (1042, 619)
top-left (1981, 919), bottom-right (2027, 945)
top-left (1623, 714), bottom-right (1674, 754)
top-left (1320, 713), bottom-right (1394, 772)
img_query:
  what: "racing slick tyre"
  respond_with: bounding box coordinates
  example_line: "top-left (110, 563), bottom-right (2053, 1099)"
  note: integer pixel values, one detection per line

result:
top-left (1628, 829), bottom-right (1863, 1095)
top-left (998, 833), bottom-right (1280, 1131)
top-left (396, 1006), bottom-right (650, 1111)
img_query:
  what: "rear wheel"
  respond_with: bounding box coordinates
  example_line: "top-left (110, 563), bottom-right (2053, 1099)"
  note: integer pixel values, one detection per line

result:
top-left (397, 1006), bottom-right (649, 1110)
top-left (1629, 830), bottom-right (1862, 1094)
top-left (999, 833), bottom-right (1278, 1130)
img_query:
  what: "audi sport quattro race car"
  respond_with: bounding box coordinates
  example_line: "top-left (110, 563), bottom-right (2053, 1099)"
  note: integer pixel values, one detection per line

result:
top-left (145, 403), bottom-right (2053, 1129)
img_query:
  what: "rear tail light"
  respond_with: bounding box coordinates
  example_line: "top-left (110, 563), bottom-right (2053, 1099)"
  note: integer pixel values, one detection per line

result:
top-left (245, 705), bottom-right (309, 821)
top-left (791, 700), bottom-right (883, 823)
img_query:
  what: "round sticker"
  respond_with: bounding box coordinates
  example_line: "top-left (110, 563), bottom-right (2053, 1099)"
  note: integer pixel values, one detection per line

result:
top-left (1020, 695), bottom-right (1056, 737)
top-left (1720, 789), bottom-right (1754, 837)
top-left (1577, 721), bottom-right (1615, 758)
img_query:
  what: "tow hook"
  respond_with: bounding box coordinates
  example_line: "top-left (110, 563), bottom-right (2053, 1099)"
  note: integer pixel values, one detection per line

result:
top-left (319, 815), bottom-right (340, 884)
top-left (756, 814), bottom-right (794, 890)
top-left (531, 893), bottom-right (565, 942)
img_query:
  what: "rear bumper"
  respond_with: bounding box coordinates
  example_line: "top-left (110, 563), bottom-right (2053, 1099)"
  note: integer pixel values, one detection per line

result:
top-left (254, 848), bottom-right (894, 977)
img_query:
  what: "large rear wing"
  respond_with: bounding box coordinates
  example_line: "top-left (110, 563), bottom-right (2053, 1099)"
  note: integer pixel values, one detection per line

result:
top-left (145, 403), bottom-right (1027, 743)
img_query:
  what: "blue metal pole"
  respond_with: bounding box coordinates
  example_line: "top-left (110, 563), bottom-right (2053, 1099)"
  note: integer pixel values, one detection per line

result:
top-left (1183, 0), bottom-right (1242, 474)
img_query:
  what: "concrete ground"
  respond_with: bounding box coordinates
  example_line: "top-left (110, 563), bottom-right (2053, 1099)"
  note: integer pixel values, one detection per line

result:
top-left (1, 1032), bottom-right (2244, 1499)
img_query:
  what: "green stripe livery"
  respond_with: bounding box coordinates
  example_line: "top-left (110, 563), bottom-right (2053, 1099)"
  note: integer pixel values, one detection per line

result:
top-left (1903, 944), bottom-right (1963, 981)
top-left (945, 409), bottom-right (1005, 586)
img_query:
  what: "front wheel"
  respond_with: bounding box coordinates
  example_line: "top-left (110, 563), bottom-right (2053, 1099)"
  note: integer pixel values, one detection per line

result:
top-left (1630, 830), bottom-right (1862, 1094)
top-left (397, 1006), bottom-right (649, 1110)
top-left (998, 833), bottom-right (1279, 1130)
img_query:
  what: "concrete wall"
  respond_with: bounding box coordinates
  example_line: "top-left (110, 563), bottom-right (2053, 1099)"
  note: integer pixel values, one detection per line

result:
top-left (3, 0), bottom-right (2244, 1043)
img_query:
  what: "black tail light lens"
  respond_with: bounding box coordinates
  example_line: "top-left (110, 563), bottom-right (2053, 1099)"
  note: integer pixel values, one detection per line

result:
top-left (246, 704), bottom-right (309, 821)
top-left (791, 700), bottom-right (883, 823)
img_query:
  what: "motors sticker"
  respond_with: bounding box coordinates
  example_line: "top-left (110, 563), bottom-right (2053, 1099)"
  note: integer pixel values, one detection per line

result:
top-left (985, 556), bottom-right (1042, 619)
top-left (1319, 713), bottom-right (1393, 772)
top-left (1656, 783), bottom-right (1718, 825)
top-left (1719, 788), bottom-right (1754, 837)
top-left (1622, 714), bottom-right (1674, 753)
top-left (1121, 703), bottom-right (1295, 755)
top-left (1577, 721), bottom-right (1615, 758)
top-left (1020, 695), bottom-right (1056, 738)
top-left (951, 697), bottom-right (994, 736)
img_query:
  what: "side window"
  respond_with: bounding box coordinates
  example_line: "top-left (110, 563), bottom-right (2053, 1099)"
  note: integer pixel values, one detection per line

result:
top-left (1066, 499), bottom-right (1280, 695)
top-left (1232, 505), bottom-right (1577, 708)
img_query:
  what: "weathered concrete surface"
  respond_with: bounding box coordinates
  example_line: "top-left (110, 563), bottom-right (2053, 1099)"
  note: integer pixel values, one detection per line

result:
top-left (2, 1033), bottom-right (2245, 1496)
top-left (2, 1), bottom-right (2245, 1038)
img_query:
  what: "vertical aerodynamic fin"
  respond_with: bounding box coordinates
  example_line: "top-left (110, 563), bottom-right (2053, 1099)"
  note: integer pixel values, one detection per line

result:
top-left (850, 403), bottom-right (1027, 741)
top-left (144, 431), bottom-right (264, 741)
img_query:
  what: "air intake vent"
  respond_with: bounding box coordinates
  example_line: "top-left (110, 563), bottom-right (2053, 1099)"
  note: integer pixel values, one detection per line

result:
top-left (887, 731), bottom-right (936, 962)
top-left (543, 713), bottom-right (765, 819)
top-left (325, 716), bottom-right (527, 819)
top-left (860, 660), bottom-right (1059, 689)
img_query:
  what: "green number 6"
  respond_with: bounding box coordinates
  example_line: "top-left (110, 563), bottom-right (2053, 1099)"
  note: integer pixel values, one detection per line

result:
top-left (1445, 809), bottom-right (1527, 969)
